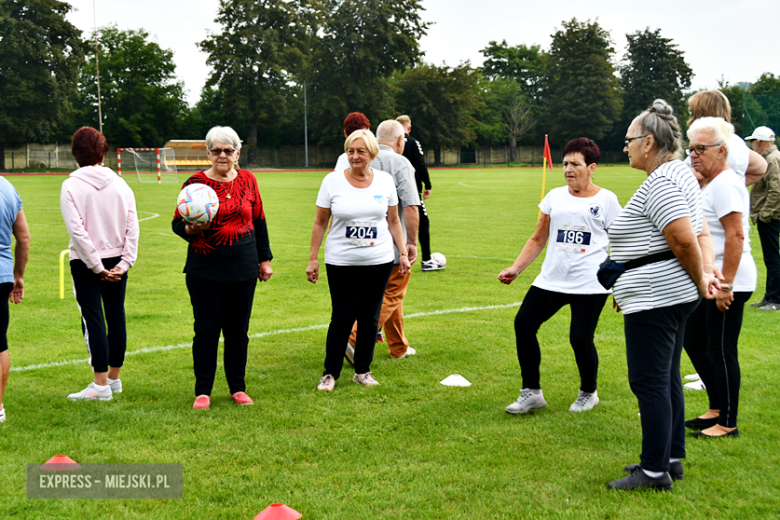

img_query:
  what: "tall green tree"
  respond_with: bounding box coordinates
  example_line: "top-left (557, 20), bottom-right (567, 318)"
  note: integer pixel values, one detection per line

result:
top-left (543, 19), bottom-right (621, 147)
top-left (619, 28), bottom-right (692, 132)
top-left (73, 25), bottom-right (188, 148)
top-left (480, 40), bottom-right (544, 102)
top-left (0, 0), bottom-right (83, 169)
top-left (393, 63), bottom-right (480, 165)
top-left (308, 0), bottom-right (429, 146)
top-left (718, 79), bottom-right (748, 136)
top-left (199, 0), bottom-right (310, 163)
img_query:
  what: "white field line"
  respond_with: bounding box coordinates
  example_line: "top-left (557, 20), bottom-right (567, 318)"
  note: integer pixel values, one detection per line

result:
top-left (137, 212), bottom-right (160, 222)
top-left (11, 302), bottom-right (522, 373)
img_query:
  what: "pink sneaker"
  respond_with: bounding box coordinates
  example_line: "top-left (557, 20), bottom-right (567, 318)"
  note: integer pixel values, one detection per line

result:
top-left (193, 395), bottom-right (210, 409)
top-left (231, 392), bottom-right (253, 405)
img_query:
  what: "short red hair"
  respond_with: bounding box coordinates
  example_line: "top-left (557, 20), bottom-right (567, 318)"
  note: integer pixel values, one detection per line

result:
top-left (343, 112), bottom-right (370, 136)
top-left (71, 126), bottom-right (108, 167)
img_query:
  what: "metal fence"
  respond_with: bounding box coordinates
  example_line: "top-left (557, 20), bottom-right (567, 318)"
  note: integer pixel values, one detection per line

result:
top-left (4, 143), bottom-right (631, 172)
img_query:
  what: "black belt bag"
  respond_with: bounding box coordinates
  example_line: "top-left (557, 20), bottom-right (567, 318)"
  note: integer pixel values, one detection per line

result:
top-left (597, 250), bottom-right (677, 290)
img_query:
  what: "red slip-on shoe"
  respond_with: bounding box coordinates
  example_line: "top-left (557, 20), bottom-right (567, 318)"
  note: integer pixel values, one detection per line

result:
top-left (231, 392), bottom-right (253, 405)
top-left (193, 395), bottom-right (211, 409)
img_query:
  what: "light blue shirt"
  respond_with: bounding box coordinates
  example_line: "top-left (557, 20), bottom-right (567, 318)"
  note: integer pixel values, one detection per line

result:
top-left (0, 177), bottom-right (23, 284)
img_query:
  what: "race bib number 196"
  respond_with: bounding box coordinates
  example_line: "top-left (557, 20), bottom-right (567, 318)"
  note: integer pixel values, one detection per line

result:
top-left (556, 224), bottom-right (592, 253)
top-left (346, 221), bottom-right (378, 247)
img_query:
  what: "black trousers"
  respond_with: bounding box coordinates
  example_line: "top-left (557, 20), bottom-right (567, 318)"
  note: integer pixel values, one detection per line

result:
top-left (0, 282), bottom-right (13, 353)
top-left (418, 200), bottom-right (431, 262)
top-left (624, 299), bottom-right (699, 473)
top-left (514, 286), bottom-right (607, 393)
top-left (683, 292), bottom-right (751, 428)
top-left (757, 219), bottom-right (780, 303)
top-left (71, 257), bottom-right (128, 373)
top-left (186, 275), bottom-right (257, 396)
top-left (324, 263), bottom-right (393, 378)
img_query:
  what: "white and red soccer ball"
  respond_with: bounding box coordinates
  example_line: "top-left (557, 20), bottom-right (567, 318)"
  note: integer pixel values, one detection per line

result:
top-left (177, 183), bottom-right (219, 223)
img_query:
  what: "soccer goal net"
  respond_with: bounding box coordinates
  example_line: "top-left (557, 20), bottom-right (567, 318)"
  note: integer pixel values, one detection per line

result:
top-left (117, 148), bottom-right (179, 184)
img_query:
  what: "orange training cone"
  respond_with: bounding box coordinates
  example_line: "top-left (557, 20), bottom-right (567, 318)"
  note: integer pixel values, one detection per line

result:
top-left (40, 454), bottom-right (81, 471)
top-left (255, 503), bottom-right (302, 520)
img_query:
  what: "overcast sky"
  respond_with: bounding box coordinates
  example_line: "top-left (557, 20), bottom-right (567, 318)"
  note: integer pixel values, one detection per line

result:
top-left (66, 0), bottom-right (779, 106)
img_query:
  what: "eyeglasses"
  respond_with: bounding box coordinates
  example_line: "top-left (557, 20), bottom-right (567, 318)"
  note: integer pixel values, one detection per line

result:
top-left (624, 136), bottom-right (647, 147)
top-left (209, 148), bottom-right (236, 156)
top-left (685, 144), bottom-right (720, 156)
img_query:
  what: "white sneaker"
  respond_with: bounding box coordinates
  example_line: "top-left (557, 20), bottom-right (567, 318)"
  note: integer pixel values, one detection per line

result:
top-left (0, 408), bottom-right (5, 423)
top-left (569, 390), bottom-right (600, 412)
top-left (317, 374), bottom-right (336, 392)
top-left (684, 380), bottom-right (706, 390)
top-left (353, 372), bottom-right (379, 386)
top-left (68, 382), bottom-right (113, 401)
top-left (421, 259), bottom-right (445, 272)
top-left (394, 346), bottom-right (417, 359)
top-left (684, 373), bottom-right (700, 381)
top-left (108, 378), bottom-right (122, 393)
top-left (506, 389), bottom-right (547, 414)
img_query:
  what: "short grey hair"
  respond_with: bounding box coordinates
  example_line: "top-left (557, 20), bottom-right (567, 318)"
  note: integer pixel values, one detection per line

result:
top-left (687, 117), bottom-right (733, 157)
top-left (205, 126), bottom-right (242, 150)
top-left (633, 99), bottom-right (683, 161)
top-left (376, 120), bottom-right (404, 144)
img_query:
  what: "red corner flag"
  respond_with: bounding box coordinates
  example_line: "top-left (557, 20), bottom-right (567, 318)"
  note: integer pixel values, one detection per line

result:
top-left (539, 134), bottom-right (553, 215)
top-left (543, 134), bottom-right (553, 167)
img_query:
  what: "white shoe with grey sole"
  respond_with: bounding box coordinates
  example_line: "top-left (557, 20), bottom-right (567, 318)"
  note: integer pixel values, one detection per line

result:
top-left (506, 389), bottom-right (547, 414)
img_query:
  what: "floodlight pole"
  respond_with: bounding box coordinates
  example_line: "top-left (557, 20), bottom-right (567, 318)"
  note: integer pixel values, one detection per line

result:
top-left (304, 81), bottom-right (309, 167)
top-left (93, 0), bottom-right (103, 133)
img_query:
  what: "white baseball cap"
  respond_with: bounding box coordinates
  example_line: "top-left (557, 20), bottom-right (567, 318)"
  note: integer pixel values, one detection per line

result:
top-left (745, 126), bottom-right (776, 141)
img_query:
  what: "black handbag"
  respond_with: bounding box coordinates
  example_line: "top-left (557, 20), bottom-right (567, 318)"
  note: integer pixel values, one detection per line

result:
top-left (597, 250), bottom-right (677, 290)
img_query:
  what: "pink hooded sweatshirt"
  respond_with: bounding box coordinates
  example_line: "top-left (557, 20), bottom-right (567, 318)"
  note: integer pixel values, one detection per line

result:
top-left (61, 165), bottom-right (140, 274)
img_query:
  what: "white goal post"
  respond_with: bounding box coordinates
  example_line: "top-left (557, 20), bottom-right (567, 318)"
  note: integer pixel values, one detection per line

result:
top-left (117, 148), bottom-right (179, 184)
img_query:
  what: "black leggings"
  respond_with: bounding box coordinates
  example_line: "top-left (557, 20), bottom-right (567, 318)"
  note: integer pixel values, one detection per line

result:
top-left (0, 282), bottom-right (13, 353)
top-left (683, 292), bottom-right (751, 428)
top-left (514, 286), bottom-right (608, 392)
top-left (186, 275), bottom-right (257, 396)
top-left (71, 257), bottom-right (128, 373)
top-left (324, 263), bottom-right (393, 378)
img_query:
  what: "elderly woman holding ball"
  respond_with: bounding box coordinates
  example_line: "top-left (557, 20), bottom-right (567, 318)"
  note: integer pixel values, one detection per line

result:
top-left (172, 125), bottom-right (272, 410)
top-left (307, 129), bottom-right (410, 392)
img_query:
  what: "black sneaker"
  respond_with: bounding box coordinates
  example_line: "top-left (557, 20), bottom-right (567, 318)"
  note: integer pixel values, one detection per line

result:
top-left (624, 461), bottom-right (683, 481)
top-left (608, 466), bottom-right (673, 491)
top-left (750, 299), bottom-right (769, 307)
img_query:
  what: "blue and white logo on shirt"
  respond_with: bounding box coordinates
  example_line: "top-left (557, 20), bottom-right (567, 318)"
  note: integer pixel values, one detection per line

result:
top-left (588, 204), bottom-right (603, 219)
top-left (374, 195), bottom-right (385, 204)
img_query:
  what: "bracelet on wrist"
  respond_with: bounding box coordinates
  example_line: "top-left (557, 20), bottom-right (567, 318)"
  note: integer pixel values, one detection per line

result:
top-left (720, 283), bottom-right (733, 292)
top-left (400, 253), bottom-right (408, 257)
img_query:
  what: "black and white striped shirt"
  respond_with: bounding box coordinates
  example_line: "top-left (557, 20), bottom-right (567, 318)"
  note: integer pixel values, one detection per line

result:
top-left (609, 160), bottom-right (703, 314)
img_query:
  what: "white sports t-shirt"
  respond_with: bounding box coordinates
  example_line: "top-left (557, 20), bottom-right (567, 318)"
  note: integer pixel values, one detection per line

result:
top-left (701, 169), bottom-right (757, 292)
top-left (685, 133), bottom-right (750, 180)
top-left (316, 169), bottom-right (398, 266)
top-left (532, 186), bottom-right (622, 294)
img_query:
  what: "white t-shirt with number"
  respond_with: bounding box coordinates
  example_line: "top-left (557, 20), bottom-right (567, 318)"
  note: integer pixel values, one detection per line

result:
top-left (316, 169), bottom-right (398, 266)
top-left (533, 186), bottom-right (622, 294)
top-left (702, 168), bottom-right (757, 292)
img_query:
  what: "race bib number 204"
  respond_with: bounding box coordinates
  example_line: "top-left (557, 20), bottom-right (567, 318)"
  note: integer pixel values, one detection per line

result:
top-left (346, 221), bottom-right (378, 247)
top-left (555, 224), bottom-right (592, 253)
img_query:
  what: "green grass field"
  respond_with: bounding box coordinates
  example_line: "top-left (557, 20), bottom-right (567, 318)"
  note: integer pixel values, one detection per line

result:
top-left (1, 166), bottom-right (779, 519)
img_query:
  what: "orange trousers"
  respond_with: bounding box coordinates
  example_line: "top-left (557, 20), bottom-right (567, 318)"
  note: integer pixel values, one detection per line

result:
top-left (349, 264), bottom-right (411, 357)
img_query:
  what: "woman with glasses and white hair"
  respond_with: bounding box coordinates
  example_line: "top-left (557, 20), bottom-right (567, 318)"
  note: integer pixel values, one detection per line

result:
top-left (607, 100), bottom-right (718, 491)
top-left (307, 129), bottom-right (410, 392)
top-left (172, 125), bottom-right (273, 410)
top-left (685, 90), bottom-right (767, 186)
top-left (682, 117), bottom-right (755, 438)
